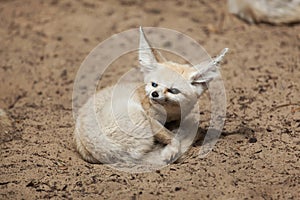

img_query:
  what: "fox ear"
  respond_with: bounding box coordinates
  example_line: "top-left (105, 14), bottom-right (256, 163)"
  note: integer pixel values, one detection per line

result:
top-left (139, 27), bottom-right (158, 73)
top-left (190, 48), bottom-right (228, 84)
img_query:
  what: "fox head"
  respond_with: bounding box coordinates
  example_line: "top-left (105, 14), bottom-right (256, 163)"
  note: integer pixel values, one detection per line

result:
top-left (138, 27), bottom-right (228, 118)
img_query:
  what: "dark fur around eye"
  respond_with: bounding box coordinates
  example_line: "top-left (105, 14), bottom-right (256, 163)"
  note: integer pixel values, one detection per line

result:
top-left (167, 88), bottom-right (181, 94)
top-left (151, 82), bottom-right (158, 87)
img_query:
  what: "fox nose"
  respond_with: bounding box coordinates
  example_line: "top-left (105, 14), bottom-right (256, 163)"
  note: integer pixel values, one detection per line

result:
top-left (151, 91), bottom-right (159, 98)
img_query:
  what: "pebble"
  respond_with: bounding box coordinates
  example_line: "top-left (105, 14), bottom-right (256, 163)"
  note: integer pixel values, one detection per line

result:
top-left (248, 137), bottom-right (257, 143)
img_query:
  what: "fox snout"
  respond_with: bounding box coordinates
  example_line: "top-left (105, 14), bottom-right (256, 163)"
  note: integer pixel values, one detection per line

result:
top-left (150, 90), bottom-right (164, 101)
top-left (151, 91), bottom-right (159, 98)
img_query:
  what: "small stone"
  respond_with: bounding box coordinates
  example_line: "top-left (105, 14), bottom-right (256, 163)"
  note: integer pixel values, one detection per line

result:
top-left (249, 137), bottom-right (257, 143)
top-left (60, 69), bottom-right (67, 78)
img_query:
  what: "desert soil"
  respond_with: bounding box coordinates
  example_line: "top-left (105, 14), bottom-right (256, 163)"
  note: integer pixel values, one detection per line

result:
top-left (0, 0), bottom-right (300, 199)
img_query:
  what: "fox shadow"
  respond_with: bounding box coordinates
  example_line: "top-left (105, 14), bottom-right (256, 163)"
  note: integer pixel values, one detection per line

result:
top-left (165, 119), bottom-right (256, 147)
top-left (193, 125), bottom-right (256, 147)
top-left (169, 124), bottom-right (257, 163)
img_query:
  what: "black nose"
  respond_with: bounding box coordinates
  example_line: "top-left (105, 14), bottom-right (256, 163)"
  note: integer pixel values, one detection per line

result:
top-left (151, 91), bottom-right (159, 98)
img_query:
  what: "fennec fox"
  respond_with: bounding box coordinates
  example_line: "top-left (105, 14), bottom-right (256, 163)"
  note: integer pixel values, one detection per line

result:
top-left (74, 27), bottom-right (228, 167)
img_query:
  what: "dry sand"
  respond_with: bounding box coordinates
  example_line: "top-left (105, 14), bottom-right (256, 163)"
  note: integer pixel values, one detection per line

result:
top-left (0, 0), bottom-right (299, 199)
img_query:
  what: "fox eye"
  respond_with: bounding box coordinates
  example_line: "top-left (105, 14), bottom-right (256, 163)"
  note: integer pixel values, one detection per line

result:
top-left (151, 82), bottom-right (158, 87)
top-left (167, 88), bottom-right (181, 94)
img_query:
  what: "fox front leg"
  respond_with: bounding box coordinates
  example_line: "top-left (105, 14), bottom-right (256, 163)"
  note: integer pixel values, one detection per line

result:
top-left (149, 118), bottom-right (181, 163)
top-left (149, 118), bottom-right (175, 145)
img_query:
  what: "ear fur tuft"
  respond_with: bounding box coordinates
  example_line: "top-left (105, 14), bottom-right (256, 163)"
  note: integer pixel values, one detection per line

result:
top-left (191, 48), bottom-right (229, 84)
top-left (139, 27), bottom-right (158, 73)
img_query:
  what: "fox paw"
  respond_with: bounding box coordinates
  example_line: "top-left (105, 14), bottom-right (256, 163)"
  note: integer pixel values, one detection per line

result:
top-left (161, 138), bottom-right (181, 164)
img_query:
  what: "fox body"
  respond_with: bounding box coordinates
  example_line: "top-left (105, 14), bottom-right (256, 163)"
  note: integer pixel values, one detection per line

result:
top-left (74, 27), bottom-right (228, 167)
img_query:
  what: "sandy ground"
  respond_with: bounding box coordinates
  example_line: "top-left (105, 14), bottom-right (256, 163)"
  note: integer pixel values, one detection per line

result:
top-left (1, 0), bottom-right (300, 199)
